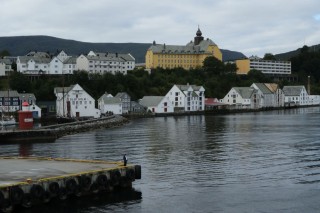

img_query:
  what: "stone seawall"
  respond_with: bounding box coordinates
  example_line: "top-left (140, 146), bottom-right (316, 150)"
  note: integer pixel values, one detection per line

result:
top-left (0, 115), bottom-right (129, 143)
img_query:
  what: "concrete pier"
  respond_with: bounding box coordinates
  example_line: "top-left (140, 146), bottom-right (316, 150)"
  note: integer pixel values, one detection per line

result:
top-left (0, 115), bottom-right (129, 143)
top-left (0, 157), bottom-right (141, 212)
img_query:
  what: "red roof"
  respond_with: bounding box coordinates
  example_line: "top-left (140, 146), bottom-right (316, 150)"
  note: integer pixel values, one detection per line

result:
top-left (205, 98), bottom-right (226, 106)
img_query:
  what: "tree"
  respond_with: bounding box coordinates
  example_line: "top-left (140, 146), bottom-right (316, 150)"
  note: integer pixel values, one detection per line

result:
top-left (263, 53), bottom-right (276, 60)
top-left (202, 56), bottom-right (225, 75)
top-left (0, 50), bottom-right (10, 58)
top-left (8, 72), bottom-right (31, 92)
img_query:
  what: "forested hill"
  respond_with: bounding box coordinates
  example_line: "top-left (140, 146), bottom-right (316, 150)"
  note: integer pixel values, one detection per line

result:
top-left (275, 44), bottom-right (320, 60)
top-left (0, 35), bottom-right (246, 63)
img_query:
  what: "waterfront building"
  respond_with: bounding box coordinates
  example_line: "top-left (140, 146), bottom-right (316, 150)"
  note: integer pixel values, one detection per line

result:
top-left (308, 95), bottom-right (320, 105)
top-left (264, 83), bottom-right (285, 107)
top-left (54, 84), bottom-right (101, 118)
top-left (98, 93), bottom-right (122, 115)
top-left (234, 56), bottom-right (291, 75)
top-left (145, 28), bottom-right (222, 70)
top-left (19, 93), bottom-right (41, 118)
top-left (165, 84), bottom-right (205, 112)
top-left (0, 90), bottom-right (20, 112)
top-left (220, 87), bottom-right (260, 109)
top-left (250, 83), bottom-right (285, 108)
top-left (139, 96), bottom-right (174, 113)
top-left (0, 59), bottom-right (13, 76)
top-left (76, 51), bottom-right (135, 75)
top-left (115, 92), bottom-right (131, 114)
top-left (205, 98), bottom-right (226, 110)
top-left (283, 85), bottom-right (309, 106)
top-left (130, 101), bottom-right (147, 113)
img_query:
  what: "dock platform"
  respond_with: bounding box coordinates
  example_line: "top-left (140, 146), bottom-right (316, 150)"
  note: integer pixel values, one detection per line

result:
top-left (0, 157), bottom-right (141, 212)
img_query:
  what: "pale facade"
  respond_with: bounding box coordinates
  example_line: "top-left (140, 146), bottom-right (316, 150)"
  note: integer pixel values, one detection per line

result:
top-left (234, 56), bottom-right (291, 75)
top-left (220, 87), bottom-right (260, 109)
top-left (165, 84), bottom-right (205, 112)
top-left (145, 28), bottom-right (222, 70)
top-left (17, 51), bottom-right (75, 75)
top-left (0, 59), bottom-right (13, 76)
top-left (283, 86), bottom-right (309, 106)
top-left (98, 94), bottom-right (122, 115)
top-left (76, 51), bottom-right (135, 75)
top-left (251, 83), bottom-right (275, 108)
top-left (115, 92), bottom-right (131, 114)
top-left (54, 84), bottom-right (100, 118)
top-left (139, 96), bottom-right (174, 113)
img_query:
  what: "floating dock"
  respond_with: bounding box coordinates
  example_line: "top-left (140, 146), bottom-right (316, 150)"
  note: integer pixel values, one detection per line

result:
top-left (0, 157), bottom-right (141, 212)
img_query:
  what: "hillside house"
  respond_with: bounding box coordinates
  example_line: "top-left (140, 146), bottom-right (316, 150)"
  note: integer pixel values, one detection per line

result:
top-left (76, 51), bottom-right (135, 75)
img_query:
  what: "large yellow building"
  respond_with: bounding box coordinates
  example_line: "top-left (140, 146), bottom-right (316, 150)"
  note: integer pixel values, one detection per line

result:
top-left (145, 28), bottom-right (222, 70)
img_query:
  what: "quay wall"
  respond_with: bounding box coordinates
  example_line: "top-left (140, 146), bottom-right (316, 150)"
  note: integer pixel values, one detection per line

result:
top-left (0, 115), bottom-right (129, 143)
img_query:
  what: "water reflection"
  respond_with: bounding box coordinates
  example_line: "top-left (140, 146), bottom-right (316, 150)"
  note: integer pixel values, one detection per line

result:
top-left (1, 107), bottom-right (320, 212)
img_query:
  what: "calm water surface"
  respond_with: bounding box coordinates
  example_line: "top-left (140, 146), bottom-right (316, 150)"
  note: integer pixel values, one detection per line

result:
top-left (2, 107), bottom-right (320, 213)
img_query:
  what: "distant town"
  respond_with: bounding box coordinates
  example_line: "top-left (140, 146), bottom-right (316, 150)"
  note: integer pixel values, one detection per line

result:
top-left (0, 28), bottom-right (319, 121)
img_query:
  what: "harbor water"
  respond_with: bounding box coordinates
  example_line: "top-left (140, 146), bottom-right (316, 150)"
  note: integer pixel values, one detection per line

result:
top-left (1, 107), bottom-right (320, 212)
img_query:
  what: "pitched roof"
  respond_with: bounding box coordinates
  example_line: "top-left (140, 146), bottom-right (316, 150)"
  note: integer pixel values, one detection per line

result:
top-left (233, 87), bottom-right (256, 99)
top-left (264, 83), bottom-right (279, 93)
top-left (283, 86), bottom-right (305, 96)
top-left (99, 96), bottom-right (121, 104)
top-left (63, 57), bottom-right (77, 64)
top-left (176, 84), bottom-right (204, 91)
top-left (0, 59), bottom-right (11, 65)
top-left (115, 92), bottom-right (130, 99)
top-left (18, 56), bottom-right (51, 64)
top-left (139, 96), bottom-right (164, 107)
top-left (148, 39), bottom-right (216, 54)
top-left (253, 83), bottom-right (272, 94)
top-left (87, 52), bottom-right (135, 62)
top-left (0, 90), bottom-right (19, 98)
top-left (19, 93), bottom-right (36, 100)
top-left (54, 85), bottom-right (75, 94)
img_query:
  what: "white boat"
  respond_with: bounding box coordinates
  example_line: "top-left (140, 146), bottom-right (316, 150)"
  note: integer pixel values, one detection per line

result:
top-left (0, 115), bottom-right (16, 126)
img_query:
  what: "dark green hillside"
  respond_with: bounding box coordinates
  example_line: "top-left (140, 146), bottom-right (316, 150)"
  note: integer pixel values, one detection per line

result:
top-left (275, 44), bottom-right (320, 60)
top-left (0, 36), bottom-right (151, 63)
top-left (0, 35), bottom-right (246, 63)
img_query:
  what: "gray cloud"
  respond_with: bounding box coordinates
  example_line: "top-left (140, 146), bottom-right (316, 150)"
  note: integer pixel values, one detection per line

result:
top-left (1, 0), bottom-right (319, 57)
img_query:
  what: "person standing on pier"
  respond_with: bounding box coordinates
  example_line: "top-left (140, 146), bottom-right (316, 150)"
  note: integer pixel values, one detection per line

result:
top-left (123, 154), bottom-right (127, 166)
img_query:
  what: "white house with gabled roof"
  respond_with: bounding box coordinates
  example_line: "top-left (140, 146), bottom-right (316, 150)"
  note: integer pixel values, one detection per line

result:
top-left (165, 84), bottom-right (205, 112)
top-left (98, 93), bottom-right (122, 115)
top-left (251, 83), bottom-right (275, 108)
top-left (283, 85), bottom-right (309, 106)
top-left (139, 96), bottom-right (174, 113)
top-left (54, 84), bottom-right (100, 118)
top-left (220, 87), bottom-right (260, 109)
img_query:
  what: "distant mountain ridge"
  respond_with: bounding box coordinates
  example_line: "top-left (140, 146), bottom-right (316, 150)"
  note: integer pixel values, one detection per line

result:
top-left (0, 35), bottom-right (246, 63)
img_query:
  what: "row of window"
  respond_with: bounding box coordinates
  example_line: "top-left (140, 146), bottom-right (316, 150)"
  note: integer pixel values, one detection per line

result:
top-left (158, 54), bottom-right (198, 59)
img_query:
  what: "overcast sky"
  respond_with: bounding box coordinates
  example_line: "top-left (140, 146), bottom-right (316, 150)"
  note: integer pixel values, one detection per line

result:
top-left (1, 0), bottom-right (320, 57)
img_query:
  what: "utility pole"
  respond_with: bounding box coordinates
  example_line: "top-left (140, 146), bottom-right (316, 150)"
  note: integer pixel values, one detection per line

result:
top-left (308, 76), bottom-right (311, 95)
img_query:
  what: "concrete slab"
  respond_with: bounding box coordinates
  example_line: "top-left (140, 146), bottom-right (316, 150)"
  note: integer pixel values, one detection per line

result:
top-left (0, 157), bottom-right (123, 186)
